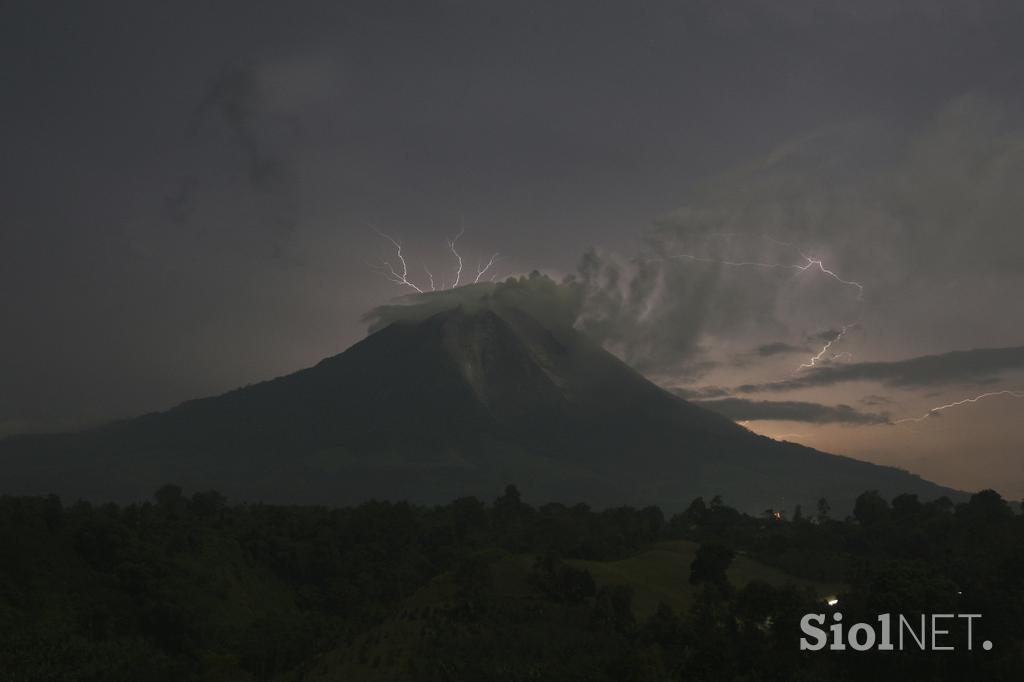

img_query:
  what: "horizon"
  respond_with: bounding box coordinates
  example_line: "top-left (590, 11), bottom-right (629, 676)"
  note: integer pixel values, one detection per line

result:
top-left (4, 274), bottom-right (1019, 500)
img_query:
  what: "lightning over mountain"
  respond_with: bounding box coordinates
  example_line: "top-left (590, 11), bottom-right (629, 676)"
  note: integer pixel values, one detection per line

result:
top-left (372, 227), bottom-right (499, 293)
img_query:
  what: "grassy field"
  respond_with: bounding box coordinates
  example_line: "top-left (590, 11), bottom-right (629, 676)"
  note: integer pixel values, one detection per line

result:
top-left (568, 539), bottom-right (844, 620)
top-left (298, 541), bottom-right (844, 680)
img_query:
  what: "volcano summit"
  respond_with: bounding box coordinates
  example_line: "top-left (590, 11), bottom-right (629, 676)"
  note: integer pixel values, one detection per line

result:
top-left (0, 278), bottom-right (958, 513)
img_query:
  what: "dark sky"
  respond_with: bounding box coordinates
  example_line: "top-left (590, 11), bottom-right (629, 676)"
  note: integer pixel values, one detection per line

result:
top-left (3, 1), bottom-right (1024, 497)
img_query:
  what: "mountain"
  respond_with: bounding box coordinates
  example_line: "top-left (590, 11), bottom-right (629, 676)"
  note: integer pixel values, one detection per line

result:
top-left (0, 291), bottom-right (960, 513)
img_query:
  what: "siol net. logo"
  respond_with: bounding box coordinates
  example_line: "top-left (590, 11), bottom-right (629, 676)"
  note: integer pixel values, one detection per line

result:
top-left (800, 612), bottom-right (991, 652)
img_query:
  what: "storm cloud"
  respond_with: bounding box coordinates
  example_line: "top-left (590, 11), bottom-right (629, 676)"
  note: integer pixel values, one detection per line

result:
top-left (569, 98), bottom-right (1024, 386)
top-left (736, 346), bottom-right (1024, 393)
top-left (754, 342), bottom-right (809, 357)
top-left (671, 385), bottom-right (732, 400)
top-left (195, 63), bottom-right (290, 191)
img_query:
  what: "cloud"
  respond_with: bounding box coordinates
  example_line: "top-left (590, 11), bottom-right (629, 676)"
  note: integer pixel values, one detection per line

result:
top-left (671, 385), bottom-right (732, 400)
top-left (567, 96), bottom-right (1024, 381)
top-left (357, 96), bottom-right (1024, 393)
top-left (165, 54), bottom-right (338, 252)
top-left (573, 247), bottom-right (706, 373)
top-left (190, 53), bottom-right (335, 192)
top-left (860, 394), bottom-right (897, 406)
top-left (736, 345), bottom-right (1024, 393)
top-left (572, 245), bottom-right (774, 376)
top-left (754, 341), bottom-right (809, 357)
top-left (194, 62), bottom-right (290, 191)
top-left (806, 329), bottom-right (841, 343)
top-left (362, 272), bottom-right (584, 334)
top-left (691, 398), bottom-right (890, 425)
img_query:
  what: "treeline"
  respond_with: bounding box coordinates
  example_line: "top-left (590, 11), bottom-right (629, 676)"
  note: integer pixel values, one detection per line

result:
top-left (0, 485), bottom-right (1022, 680)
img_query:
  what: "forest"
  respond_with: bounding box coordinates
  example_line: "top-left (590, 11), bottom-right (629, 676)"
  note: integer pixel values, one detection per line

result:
top-left (1, 484), bottom-right (1022, 681)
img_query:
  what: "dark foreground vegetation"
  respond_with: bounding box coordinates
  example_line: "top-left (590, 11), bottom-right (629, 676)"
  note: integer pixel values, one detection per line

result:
top-left (1, 485), bottom-right (1022, 681)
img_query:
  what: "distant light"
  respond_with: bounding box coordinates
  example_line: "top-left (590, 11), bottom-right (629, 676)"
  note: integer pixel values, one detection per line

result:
top-left (826, 597), bottom-right (839, 606)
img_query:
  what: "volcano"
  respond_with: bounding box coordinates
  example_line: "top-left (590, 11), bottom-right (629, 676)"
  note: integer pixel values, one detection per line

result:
top-left (0, 285), bottom-right (959, 513)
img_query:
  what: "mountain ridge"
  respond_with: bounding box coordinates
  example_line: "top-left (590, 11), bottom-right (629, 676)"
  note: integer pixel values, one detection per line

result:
top-left (0, 298), bottom-right (962, 513)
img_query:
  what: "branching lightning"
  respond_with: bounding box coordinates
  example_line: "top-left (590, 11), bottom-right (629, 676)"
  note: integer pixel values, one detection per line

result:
top-left (669, 252), bottom-right (863, 299)
top-left (370, 226), bottom-right (424, 294)
top-left (893, 390), bottom-right (1024, 424)
top-left (447, 227), bottom-right (465, 289)
top-left (671, 235), bottom-right (1023, 439)
top-left (798, 323), bottom-right (858, 370)
top-left (670, 240), bottom-right (864, 371)
top-left (796, 257), bottom-right (864, 300)
top-left (372, 226), bottom-right (499, 293)
top-left (474, 252), bottom-right (499, 283)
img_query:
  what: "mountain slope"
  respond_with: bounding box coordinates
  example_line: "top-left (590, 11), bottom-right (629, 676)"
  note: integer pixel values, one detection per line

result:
top-left (0, 300), bottom-right (960, 513)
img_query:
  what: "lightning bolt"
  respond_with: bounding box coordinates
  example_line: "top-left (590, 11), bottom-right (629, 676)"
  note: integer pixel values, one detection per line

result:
top-left (798, 322), bottom-right (858, 370)
top-left (372, 226), bottom-right (498, 293)
top-left (447, 227), bottom-right (464, 289)
top-left (795, 256), bottom-right (864, 300)
top-left (474, 253), bottom-right (499, 283)
top-left (370, 226), bottom-right (424, 294)
top-left (669, 252), bottom-right (863, 298)
top-left (893, 390), bottom-right (1024, 424)
top-left (670, 240), bottom-right (865, 372)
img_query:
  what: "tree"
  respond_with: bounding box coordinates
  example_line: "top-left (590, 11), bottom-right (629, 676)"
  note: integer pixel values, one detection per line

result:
top-left (154, 484), bottom-right (184, 515)
top-left (682, 497), bottom-right (708, 527)
top-left (451, 496), bottom-right (487, 542)
top-left (595, 584), bottom-right (635, 633)
top-left (556, 564), bottom-right (596, 603)
top-left (735, 580), bottom-right (779, 625)
top-left (454, 554), bottom-right (492, 604)
top-left (190, 490), bottom-right (226, 519)
top-left (639, 505), bottom-right (665, 539)
top-left (690, 543), bottom-right (734, 592)
top-left (961, 489), bottom-right (1013, 523)
top-left (853, 491), bottom-right (889, 527)
top-left (891, 493), bottom-right (921, 518)
top-left (816, 497), bottom-right (831, 523)
top-left (493, 484), bottom-right (526, 522)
